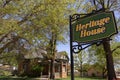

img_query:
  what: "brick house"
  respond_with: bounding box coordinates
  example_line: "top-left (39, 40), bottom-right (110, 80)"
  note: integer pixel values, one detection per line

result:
top-left (18, 50), bottom-right (69, 79)
top-left (87, 68), bottom-right (103, 77)
top-left (116, 71), bottom-right (120, 80)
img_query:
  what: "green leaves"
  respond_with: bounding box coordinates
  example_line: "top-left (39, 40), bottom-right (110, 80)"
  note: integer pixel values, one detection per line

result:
top-left (0, 0), bottom-right (77, 66)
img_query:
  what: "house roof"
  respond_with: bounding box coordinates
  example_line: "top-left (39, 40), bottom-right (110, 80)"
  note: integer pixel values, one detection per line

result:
top-left (24, 49), bottom-right (47, 59)
top-left (55, 51), bottom-right (69, 61)
top-left (24, 49), bottom-right (69, 61)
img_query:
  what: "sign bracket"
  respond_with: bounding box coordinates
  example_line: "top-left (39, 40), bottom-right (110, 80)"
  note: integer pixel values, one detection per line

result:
top-left (72, 38), bottom-right (112, 53)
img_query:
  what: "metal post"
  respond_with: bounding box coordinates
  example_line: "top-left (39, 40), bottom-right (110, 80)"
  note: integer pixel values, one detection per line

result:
top-left (69, 15), bottom-right (74, 80)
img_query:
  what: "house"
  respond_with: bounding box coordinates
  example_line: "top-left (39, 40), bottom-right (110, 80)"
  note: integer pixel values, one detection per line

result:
top-left (116, 71), bottom-right (120, 80)
top-left (0, 64), bottom-right (13, 76)
top-left (17, 49), bottom-right (69, 79)
top-left (87, 68), bottom-right (102, 77)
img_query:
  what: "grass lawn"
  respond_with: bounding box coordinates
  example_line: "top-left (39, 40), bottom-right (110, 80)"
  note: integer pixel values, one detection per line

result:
top-left (0, 76), bottom-right (106, 80)
top-left (56, 76), bottom-right (106, 80)
top-left (0, 76), bottom-right (32, 80)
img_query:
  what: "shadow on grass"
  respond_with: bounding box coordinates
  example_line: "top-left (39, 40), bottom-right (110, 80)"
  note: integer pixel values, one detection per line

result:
top-left (76, 76), bottom-right (105, 80)
top-left (0, 76), bottom-right (35, 80)
top-left (0, 76), bottom-right (106, 80)
top-left (57, 76), bottom-right (106, 80)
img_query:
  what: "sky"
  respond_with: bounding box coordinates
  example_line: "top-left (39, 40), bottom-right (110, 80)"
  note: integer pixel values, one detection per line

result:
top-left (57, 43), bottom-right (70, 55)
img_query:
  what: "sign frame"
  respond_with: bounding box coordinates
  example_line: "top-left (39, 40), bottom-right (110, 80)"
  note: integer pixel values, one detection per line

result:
top-left (71, 11), bottom-right (118, 43)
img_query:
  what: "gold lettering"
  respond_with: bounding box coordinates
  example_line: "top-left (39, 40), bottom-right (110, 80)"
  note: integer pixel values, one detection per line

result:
top-left (99, 19), bottom-right (105, 27)
top-left (91, 21), bottom-right (97, 27)
top-left (96, 21), bottom-right (100, 26)
top-left (80, 27), bottom-right (106, 37)
top-left (76, 24), bottom-right (82, 31)
top-left (105, 17), bottom-right (110, 23)
top-left (85, 23), bottom-right (89, 29)
top-left (80, 30), bottom-right (84, 37)
top-left (76, 17), bottom-right (110, 32)
top-left (76, 25), bottom-right (79, 31)
top-left (89, 21), bottom-right (92, 27)
top-left (80, 30), bottom-right (88, 37)
top-left (83, 30), bottom-right (87, 37)
top-left (82, 25), bottom-right (86, 29)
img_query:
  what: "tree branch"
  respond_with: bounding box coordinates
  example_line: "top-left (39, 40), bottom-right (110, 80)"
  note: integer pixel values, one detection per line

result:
top-left (0, 54), bottom-right (17, 59)
top-left (107, 0), bottom-right (110, 9)
top-left (93, 0), bottom-right (97, 10)
top-left (109, 0), bottom-right (116, 9)
top-left (111, 45), bottom-right (120, 53)
top-left (0, 36), bottom-right (20, 54)
top-left (99, 0), bottom-right (105, 9)
top-left (0, 31), bottom-right (12, 42)
top-left (2, 0), bottom-right (12, 8)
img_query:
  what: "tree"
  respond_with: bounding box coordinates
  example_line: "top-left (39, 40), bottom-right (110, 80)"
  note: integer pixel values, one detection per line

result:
top-left (73, 50), bottom-right (87, 77)
top-left (111, 42), bottom-right (120, 68)
top-left (88, 45), bottom-right (107, 78)
top-left (78, 51), bottom-right (87, 77)
top-left (0, 0), bottom-right (76, 79)
top-left (0, 34), bottom-right (30, 66)
top-left (82, 0), bottom-right (120, 79)
top-left (41, 1), bottom-right (76, 79)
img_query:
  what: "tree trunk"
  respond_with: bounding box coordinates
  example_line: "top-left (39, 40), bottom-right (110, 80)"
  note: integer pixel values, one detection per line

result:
top-left (102, 39), bottom-right (116, 80)
top-left (49, 33), bottom-right (57, 80)
top-left (50, 59), bottom-right (55, 79)
top-left (80, 61), bottom-right (83, 77)
top-left (102, 68), bottom-right (107, 78)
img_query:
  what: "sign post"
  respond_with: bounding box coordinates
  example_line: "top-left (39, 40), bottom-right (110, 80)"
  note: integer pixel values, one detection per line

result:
top-left (69, 15), bottom-right (74, 80)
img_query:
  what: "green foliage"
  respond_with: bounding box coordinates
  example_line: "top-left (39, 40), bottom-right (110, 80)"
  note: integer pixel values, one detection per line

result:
top-left (87, 45), bottom-right (107, 77)
top-left (32, 64), bottom-right (43, 72)
top-left (111, 42), bottom-right (120, 65)
top-left (88, 45), bottom-right (106, 63)
top-left (0, 0), bottom-right (77, 68)
top-left (0, 0), bottom-right (77, 45)
top-left (28, 64), bottom-right (44, 77)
